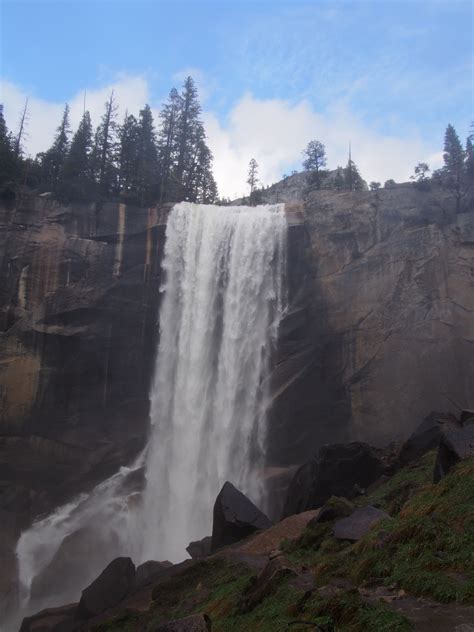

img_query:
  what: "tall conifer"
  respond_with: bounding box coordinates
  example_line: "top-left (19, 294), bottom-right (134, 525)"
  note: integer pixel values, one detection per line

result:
top-left (41, 104), bottom-right (71, 189)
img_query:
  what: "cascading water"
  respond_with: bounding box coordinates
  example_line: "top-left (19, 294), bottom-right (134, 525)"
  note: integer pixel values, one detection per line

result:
top-left (139, 202), bottom-right (286, 561)
top-left (11, 202), bottom-right (286, 626)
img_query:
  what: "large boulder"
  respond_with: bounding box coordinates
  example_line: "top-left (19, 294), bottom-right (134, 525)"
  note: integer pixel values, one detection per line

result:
top-left (151, 614), bottom-right (211, 631)
top-left (282, 442), bottom-right (392, 518)
top-left (433, 424), bottom-right (474, 482)
top-left (211, 482), bottom-right (272, 552)
top-left (398, 411), bottom-right (460, 464)
top-left (308, 496), bottom-right (354, 526)
top-left (135, 560), bottom-right (173, 588)
top-left (76, 557), bottom-right (135, 619)
top-left (239, 556), bottom-right (298, 612)
top-left (460, 410), bottom-right (474, 424)
top-left (19, 603), bottom-right (77, 632)
top-left (333, 506), bottom-right (390, 541)
top-left (186, 536), bottom-right (212, 559)
top-left (29, 526), bottom-right (121, 607)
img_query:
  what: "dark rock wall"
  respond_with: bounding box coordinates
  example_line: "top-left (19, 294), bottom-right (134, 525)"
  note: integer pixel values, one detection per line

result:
top-left (269, 187), bottom-right (474, 466)
top-left (0, 194), bottom-right (167, 601)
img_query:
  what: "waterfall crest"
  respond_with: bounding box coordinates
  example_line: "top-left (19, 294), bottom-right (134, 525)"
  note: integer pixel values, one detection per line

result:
top-left (140, 202), bottom-right (286, 561)
top-left (13, 202), bottom-right (287, 621)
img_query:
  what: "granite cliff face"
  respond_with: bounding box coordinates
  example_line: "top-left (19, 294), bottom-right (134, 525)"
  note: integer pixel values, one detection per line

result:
top-left (269, 185), bottom-right (474, 465)
top-left (0, 194), bottom-right (167, 603)
top-left (0, 185), bottom-right (473, 607)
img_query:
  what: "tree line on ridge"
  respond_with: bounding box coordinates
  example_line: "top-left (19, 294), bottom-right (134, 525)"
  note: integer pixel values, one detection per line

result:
top-left (0, 76), bottom-right (218, 206)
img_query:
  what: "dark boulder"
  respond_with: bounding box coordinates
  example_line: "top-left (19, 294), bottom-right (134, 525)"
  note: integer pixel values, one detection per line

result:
top-left (398, 411), bottom-right (460, 464)
top-left (460, 410), bottom-right (474, 425)
top-left (76, 557), bottom-right (135, 619)
top-left (333, 506), bottom-right (390, 541)
top-left (135, 560), bottom-right (173, 588)
top-left (151, 613), bottom-right (211, 631)
top-left (29, 526), bottom-right (121, 606)
top-left (308, 496), bottom-right (354, 526)
top-left (282, 442), bottom-right (392, 518)
top-left (186, 536), bottom-right (212, 559)
top-left (211, 482), bottom-right (272, 552)
top-left (19, 603), bottom-right (78, 632)
top-left (239, 556), bottom-right (297, 612)
top-left (433, 424), bottom-right (474, 482)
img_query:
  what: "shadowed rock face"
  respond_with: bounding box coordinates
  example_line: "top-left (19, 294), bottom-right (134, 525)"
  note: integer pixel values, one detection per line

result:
top-left (0, 194), bottom-right (168, 603)
top-left (211, 482), bottom-right (273, 552)
top-left (269, 186), bottom-right (474, 464)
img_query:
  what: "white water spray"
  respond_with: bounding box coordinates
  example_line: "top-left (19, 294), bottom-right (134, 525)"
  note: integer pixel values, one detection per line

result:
top-left (12, 202), bottom-right (286, 623)
top-left (140, 202), bottom-right (286, 561)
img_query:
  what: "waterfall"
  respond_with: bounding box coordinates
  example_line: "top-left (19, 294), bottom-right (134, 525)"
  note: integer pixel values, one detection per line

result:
top-left (12, 202), bottom-right (286, 624)
top-left (140, 202), bottom-right (286, 561)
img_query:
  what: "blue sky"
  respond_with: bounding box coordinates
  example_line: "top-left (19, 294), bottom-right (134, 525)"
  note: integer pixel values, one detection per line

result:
top-left (1, 0), bottom-right (472, 197)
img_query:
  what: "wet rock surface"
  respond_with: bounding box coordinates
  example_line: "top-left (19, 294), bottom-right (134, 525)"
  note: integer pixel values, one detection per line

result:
top-left (239, 556), bottom-right (298, 612)
top-left (308, 496), bottom-right (354, 525)
top-left (29, 526), bottom-right (121, 608)
top-left (135, 560), bottom-right (173, 588)
top-left (186, 536), bottom-right (212, 559)
top-left (77, 556), bottom-right (136, 619)
top-left (211, 482), bottom-right (273, 552)
top-left (0, 197), bottom-right (167, 528)
top-left (282, 441), bottom-right (391, 517)
top-left (19, 603), bottom-right (78, 632)
top-left (333, 505), bottom-right (390, 541)
top-left (269, 187), bottom-right (474, 464)
top-left (434, 424), bottom-right (474, 482)
top-left (399, 411), bottom-right (460, 464)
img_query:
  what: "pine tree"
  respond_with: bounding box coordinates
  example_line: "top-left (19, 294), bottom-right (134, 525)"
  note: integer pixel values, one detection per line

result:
top-left (0, 104), bottom-right (19, 185)
top-left (302, 140), bottom-right (327, 189)
top-left (157, 88), bottom-right (180, 202)
top-left (135, 104), bottom-right (158, 204)
top-left (465, 123), bottom-right (474, 184)
top-left (193, 138), bottom-right (217, 203)
top-left (117, 112), bottom-right (139, 198)
top-left (175, 77), bottom-right (201, 196)
top-left (247, 158), bottom-right (259, 203)
top-left (158, 77), bottom-right (216, 203)
top-left (93, 92), bottom-right (118, 197)
top-left (443, 124), bottom-right (465, 211)
top-left (61, 110), bottom-right (95, 199)
top-left (410, 162), bottom-right (430, 190)
top-left (344, 158), bottom-right (364, 191)
top-left (14, 98), bottom-right (29, 158)
top-left (40, 104), bottom-right (71, 190)
top-left (334, 167), bottom-right (345, 190)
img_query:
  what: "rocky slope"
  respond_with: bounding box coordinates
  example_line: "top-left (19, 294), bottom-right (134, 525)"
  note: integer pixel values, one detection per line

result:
top-left (19, 412), bottom-right (474, 631)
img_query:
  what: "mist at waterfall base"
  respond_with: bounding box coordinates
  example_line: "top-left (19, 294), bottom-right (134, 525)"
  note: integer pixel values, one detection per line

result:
top-left (13, 202), bottom-right (287, 622)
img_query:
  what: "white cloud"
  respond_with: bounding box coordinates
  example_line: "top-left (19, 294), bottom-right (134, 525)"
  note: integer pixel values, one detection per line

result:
top-left (206, 95), bottom-right (444, 198)
top-left (1, 76), bottom-right (443, 199)
top-left (1, 75), bottom-right (150, 157)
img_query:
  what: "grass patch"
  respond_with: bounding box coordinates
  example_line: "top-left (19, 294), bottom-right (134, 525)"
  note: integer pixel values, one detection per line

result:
top-left (93, 611), bottom-right (141, 632)
top-left (299, 590), bottom-right (413, 631)
top-left (367, 451), bottom-right (437, 514)
top-left (321, 457), bottom-right (474, 603)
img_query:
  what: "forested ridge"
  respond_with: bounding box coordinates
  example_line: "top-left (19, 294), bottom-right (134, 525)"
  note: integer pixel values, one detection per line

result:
top-left (1, 76), bottom-right (473, 212)
top-left (0, 76), bottom-right (218, 206)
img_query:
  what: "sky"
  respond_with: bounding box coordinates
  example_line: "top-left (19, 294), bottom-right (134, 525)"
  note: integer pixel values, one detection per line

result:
top-left (1, 0), bottom-right (472, 198)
